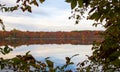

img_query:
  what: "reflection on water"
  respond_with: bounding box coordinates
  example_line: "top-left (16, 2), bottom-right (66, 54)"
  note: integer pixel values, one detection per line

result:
top-left (0, 44), bottom-right (92, 65)
top-left (0, 38), bottom-right (93, 71)
top-left (0, 37), bottom-right (101, 47)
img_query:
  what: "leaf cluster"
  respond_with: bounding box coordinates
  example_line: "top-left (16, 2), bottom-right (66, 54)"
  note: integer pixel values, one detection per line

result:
top-left (0, 0), bottom-right (45, 30)
top-left (0, 45), bottom-right (13, 55)
top-left (0, 0), bottom-right (45, 13)
top-left (0, 52), bottom-right (80, 72)
top-left (66, 0), bottom-right (120, 71)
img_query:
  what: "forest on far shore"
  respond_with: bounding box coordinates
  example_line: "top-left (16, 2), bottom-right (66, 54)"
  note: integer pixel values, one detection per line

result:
top-left (0, 29), bottom-right (102, 39)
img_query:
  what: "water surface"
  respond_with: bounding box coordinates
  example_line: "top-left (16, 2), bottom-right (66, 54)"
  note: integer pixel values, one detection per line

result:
top-left (0, 44), bottom-right (92, 67)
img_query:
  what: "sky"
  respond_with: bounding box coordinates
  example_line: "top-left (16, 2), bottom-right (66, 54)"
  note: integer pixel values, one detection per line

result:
top-left (0, 0), bottom-right (105, 31)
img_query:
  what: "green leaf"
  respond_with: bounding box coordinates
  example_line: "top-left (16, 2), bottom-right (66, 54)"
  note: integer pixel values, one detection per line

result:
top-left (45, 57), bottom-right (50, 60)
top-left (46, 60), bottom-right (54, 68)
top-left (71, 0), bottom-right (77, 9)
top-left (16, 0), bottom-right (20, 3)
top-left (100, 15), bottom-right (105, 22)
top-left (70, 54), bottom-right (79, 59)
top-left (69, 62), bottom-right (74, 64)
top-left (89, 7), bottom-right (96, 14)
top-left (4, 7), bottom-right (8, 12)
top-left (66, 57), bottom-right (70, 64)
top-left (81, 62), bottom-right (84, 66)
top-left (86, 66), bottom-right (91, 72)
top-left (39, 0), bottom-right (45, 3)
top-left (4, 46), bottom-right (9, 53)
top-left (111, 59), bottom-right (120, 67)
top-left (61, 65), bottom-right (67, 69)
top-left (1, 64), bottom-right (5, 70)
top-left (89, 12), bottom-right (101, 21)
top-left (65, 0), bottom-right (71, 3)
top-left (12, 57), bottom-right (21, 64)
top-left (0, 19), bottom-right (5, 30)
top-left (34, 1), bottom-right (39, 6)
top-left (21, 7), bottom-right (26, 12)
top-left (30, 0), bottom-right (34, 4)
top-left (75, 20), bottom-right (79, 24)
top-left (30, 0), bottom-right (39, 6)
top-left (28, 7), bottom-right (32, 12)
top-left (26, 51), bottom-right (30, 55)
top-left (78, 0), bottom-right (83, 7)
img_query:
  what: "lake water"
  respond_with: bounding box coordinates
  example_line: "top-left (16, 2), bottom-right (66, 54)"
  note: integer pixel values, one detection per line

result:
top-left (0, 44), bottom-right (92, 71)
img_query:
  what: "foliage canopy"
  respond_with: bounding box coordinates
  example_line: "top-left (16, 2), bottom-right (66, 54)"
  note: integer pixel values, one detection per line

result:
top-left (65, 0), bottom-right (120, 71)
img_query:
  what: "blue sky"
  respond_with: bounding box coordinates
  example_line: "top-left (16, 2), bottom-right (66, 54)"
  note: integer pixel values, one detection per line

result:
top-left (0, 0), bottom-right (104, 31)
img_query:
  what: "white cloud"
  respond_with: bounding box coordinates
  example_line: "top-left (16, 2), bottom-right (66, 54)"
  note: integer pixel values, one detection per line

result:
top-left (0, 0), bottom-right (105, 31)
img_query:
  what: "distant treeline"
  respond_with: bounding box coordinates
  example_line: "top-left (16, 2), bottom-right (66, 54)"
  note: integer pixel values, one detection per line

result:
top-left (0, 29), bottom-right (102, 39)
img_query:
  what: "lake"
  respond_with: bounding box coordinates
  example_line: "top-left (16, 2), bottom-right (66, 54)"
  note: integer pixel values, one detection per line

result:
top-left (0, 43), bottom-right (92, 71)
